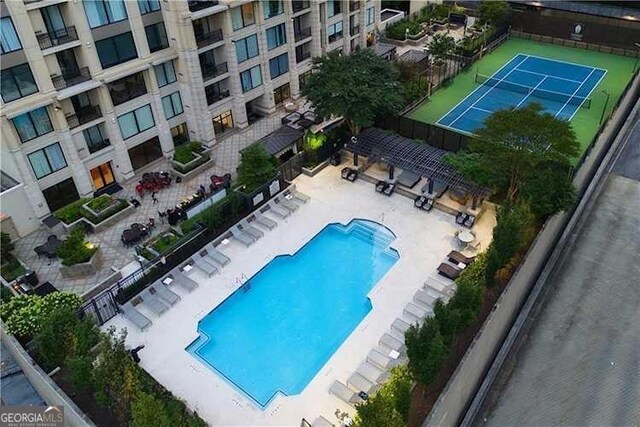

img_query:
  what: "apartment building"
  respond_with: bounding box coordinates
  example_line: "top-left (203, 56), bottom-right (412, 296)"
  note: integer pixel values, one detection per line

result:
top-left (0, 0), bottom-right (380, 237)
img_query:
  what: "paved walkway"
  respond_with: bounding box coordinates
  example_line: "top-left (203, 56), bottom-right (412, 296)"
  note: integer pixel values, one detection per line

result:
top-left (13, 110), bottom-right (289, 295)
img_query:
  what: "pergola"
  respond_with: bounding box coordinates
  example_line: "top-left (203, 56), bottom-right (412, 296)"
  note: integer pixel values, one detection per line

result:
top-left (346, 128), bottom-right (491, 202)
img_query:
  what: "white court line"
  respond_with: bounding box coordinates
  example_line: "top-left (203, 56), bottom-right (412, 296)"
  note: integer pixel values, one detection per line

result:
top-left (567, 69), bottom-right (608, 121)
top-left (470, 106), bottom-right (494, 114)
top-left (449, 55), bottom-right (530, 128)
top-left (436, 54), bottom-right (529, 126)
top-left (524, 53), bottom-right (609, 73)
top-left (434, 121), bottom-right (474, 136)
top-left (555, 68), bottom-right (596, 118)
top-left (516, 76), bottom-right (547, 108)
top-left (513, 67), bottom-right (583, 84)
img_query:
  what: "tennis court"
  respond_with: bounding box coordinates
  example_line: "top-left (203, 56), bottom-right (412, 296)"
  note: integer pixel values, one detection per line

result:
top-left (437, 53), bottom-right (607, 134)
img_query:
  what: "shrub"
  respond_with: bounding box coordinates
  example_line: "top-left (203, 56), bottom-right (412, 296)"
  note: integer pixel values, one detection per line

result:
top-left (0, 292), bottom-right (81, 337)
top-left (131, 392), bottom-right (172, 427)
top-left (1, 259), bottom-right (26, 282)
top-left (173, 144), bottom-right (196, 165)
top-left (57, 229), bottom-right (98, 266)
top-left (401, 75), bottom-right (428, 104)
top-left (405, 316), bottom-right (449, 385)
top-left (87, 194), bottom-right (113, 212)
top-left (1, 285), bottom-right (13, 303)
top-left (1, 232), bottom-right (14, 263)
top-left (181, 192), bottom-right (245, 234)
top-left (54, 198), bottom-right (90, 224)
top-left (385, 19), bottom-right (421, 40)
top-left (150, 233), bottom-right (181, 254)
top-left (432, 3), bottom-right (451, 19)
top-left (173, 153), bottom-right (210, 174)
top-left (237, 144), bottom-right (277, 192)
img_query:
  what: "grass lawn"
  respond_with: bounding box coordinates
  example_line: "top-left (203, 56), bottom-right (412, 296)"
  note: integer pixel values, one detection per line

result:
top-left (409, 37), bottom-right (636, 157)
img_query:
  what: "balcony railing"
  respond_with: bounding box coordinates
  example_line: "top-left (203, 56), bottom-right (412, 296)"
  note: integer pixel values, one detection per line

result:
top-left (328, 32), bottom-right (343, 43)
top-left (188, 1), bottom-right (219, 12)
top-left (292, 1), bottom-right (310, 13)
top-left (110, 82), bottom-right (147, 106)
top-left (201, 62), bottom-right (228, 80)
top-left (206, 89), bottom-right (230, 105)
top-left (36, 26), bottom-right (78, 50)
top-left (294, 27), bottom-right (312, 42)
top-left (350, 25), bottom-right (360, 36)
top-left (66, 105), bottom-right (102, 129)
top-left (195, 28), bottom-right (223, 48)
top-left (51, 67), bottom-right (91, 90)
top-left (296, 50), bottom-right (311, 63)
top-left (349, 1), bottom-right (361, 12)
top-left (87, 138), bottom-right (110, 154)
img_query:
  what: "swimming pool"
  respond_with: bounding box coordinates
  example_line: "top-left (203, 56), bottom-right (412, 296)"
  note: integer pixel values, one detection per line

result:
top-left (186, 219), bottom-right (399, 407)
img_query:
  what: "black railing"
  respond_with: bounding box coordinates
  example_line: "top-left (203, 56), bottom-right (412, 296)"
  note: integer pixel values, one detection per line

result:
top-left (87, 138), bottom-right (111, 154)
top-left (294, 27), bottom-right (312, 42)
top-left (328, 32), bottom-right (343, 43)
top-left (195, 28), bottom-right (223, 48)
top-left (206, 89), bottom-right (230, 105)
top-left (349, 1), bottom-right (361, 12)
top-left (292, 0), bottom-right (310, 13)
top-left (36, 26), bottom-right (78, 50)
top-left (350, 25), bottom-right (360, 36)
top-left (110, 82), bottom-right (147, 106)
top-left (296, 50), bottom-right (311, 63)
top-left (66, 105), bottom-right (102, 129)
top-left (51, 67), bottom-right (91, 90)
top-left (188, 0), bottom-right (219, 12)
top-left (201, 61), bottom-right (228, 80)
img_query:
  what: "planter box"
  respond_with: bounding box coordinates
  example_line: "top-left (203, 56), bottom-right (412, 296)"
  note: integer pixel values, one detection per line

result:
top-left (301, 159), bottom-right (330, 177)
top-left (59, 202), bottom-right (134, 233)
top-left (82, 198), bottom-right (121, 219)
top-left (171, 152), bottom-right (213, 180)
top-left (59, 247), bottom-right (103, 279)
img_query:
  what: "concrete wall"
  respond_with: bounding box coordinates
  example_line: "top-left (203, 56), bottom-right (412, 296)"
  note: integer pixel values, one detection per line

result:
top-left (424, 71), bottom-right (640, 427)
top-left (0, 184), bottom-right (41, 238)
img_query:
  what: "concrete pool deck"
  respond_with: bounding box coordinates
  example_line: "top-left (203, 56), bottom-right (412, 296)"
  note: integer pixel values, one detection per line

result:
top-left (102, 164), bottom-right (496, 426)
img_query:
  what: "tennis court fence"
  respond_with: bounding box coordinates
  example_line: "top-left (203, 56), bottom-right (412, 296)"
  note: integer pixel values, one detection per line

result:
top-left (511, 31), bottom-right (639, 58)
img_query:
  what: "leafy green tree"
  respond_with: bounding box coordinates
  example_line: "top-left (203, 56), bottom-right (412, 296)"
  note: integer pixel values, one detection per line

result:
top-left (1, 232), bottom-right (15, 263)
top-left (428, 33), bottom-right (456, 65)
top-left (131, 392), bottom-right (172, 427)
top-left (445, 103), bottom-right (579, 209)
top-left (477, 0), bottom-right (511, 27)
top-left (302, 49), bottom-right (402, 136)
top-left (520, 164), bottom-right (576, 219)
top-left (236, 144), bottom-right (277, 192)
top-left (405, 316), bottom-right (449, 384)
top-left (0, 292), bottom-right (81, 337)
top-left (382, 365), bottom-right (414, 424)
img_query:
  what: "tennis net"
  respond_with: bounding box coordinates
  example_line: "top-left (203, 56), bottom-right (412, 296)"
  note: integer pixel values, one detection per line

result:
top-left (475, 73), bottom-right (592, 109)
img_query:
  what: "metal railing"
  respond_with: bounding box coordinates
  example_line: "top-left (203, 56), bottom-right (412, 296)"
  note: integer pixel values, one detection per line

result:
top-left (350, 25), bottom-right (360, 36)
top-left (36, 26), bottom-right (78, 50)
top-left (188, 0), bottom-right (219, 12)
top-left (66, 105), bottom-right (102, 129)
top-left (87, 138), bottom-right (110, 154)
top-left (51, 66), bottom-right (91, 90)
top-left (296, 50), bottom-right (311, 63)
top-left (292, 0), bottom-right (310, 13)
top-left (195, 28), bottom-right (223, 48)
top-left (201, 61), bottom-right (228, 80)
top-left (328, 32), bottom-right (343, 43)
top-left (294, 27), bottom-right (312, 42)
top-left (110, 83), bottom-right (147, 106)
top-left (206, 89), bottom-right (230, 105)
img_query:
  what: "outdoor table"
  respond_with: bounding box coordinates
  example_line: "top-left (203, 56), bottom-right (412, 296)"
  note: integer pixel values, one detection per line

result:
top-left (458, 230), bottom-right (475, 245)
top-left (122, 228), bottom-right (143, 245)
top-left (37, 236), bottom-right (61, 258)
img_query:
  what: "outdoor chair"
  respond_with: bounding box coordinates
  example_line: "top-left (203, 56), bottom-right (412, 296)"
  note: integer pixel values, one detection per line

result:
top-left (290, 189), bottom-right (310, 203)
top-left (366, 348), bottom-right (405, 371)
top-left (403, 302), bottom-right (432, 322)
top-left (239, 219), bottom-right (264, 240)
top-left (149, 282), bottom-right (181, 306)
top-left (414, 195), bottom-right (427, 209)
top-left (139, 290), bottom-right (170, 316)
top-left (383, 182), bottom-right (395, 196)
top-left (230, 225), bottom-right (255, 247)
top-left (348, 372), bottom-right (379, 395)
top-left (356, 361), bottom-right (389, 385)
top-left (162, 268), bottom-right (198, 292)
top-left (203, 243), bottom-right (231, 267)
top-left (253, 212), bottom-right (277, 230)
top-left (447, 250), bottom-right (476, 265)
top-left (276, 196), bottom-right (299, 212)
top-left (414, 289), bottom-right (438, 308)
top-left (391, 318), bottom-right (412, 336)
top-left (421, 197), bottom-right (434, 211)
top-left (119, 301), bottom-right (152, 331)
top-left (267, 200), bottom-right (291, 218)
top-left (375, 181), bottom-right (388, 193)
top-left (311, 416), bottom-right (334, 427)
top-left (379, 333), bottom-right (406, 354)
top-left (329, 380), bottom-right (364, 406)
top-left (191, 253), bottom-right (218, 276)
top-left (438, 262), bottom-right (462, 280)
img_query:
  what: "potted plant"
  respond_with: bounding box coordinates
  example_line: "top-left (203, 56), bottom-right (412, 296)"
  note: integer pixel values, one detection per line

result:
top-left (58, 229), bottom-right (102, 278)
top-left (171, 141), bottom-right (212, 177)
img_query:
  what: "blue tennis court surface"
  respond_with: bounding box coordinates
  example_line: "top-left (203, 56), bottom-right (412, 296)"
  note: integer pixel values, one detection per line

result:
top-left (437, 53), bottom-right (607, 134)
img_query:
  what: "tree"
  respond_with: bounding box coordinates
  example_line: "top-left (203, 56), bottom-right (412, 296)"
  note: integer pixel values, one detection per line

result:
top-left (444, 103), bottom-right (579, 210)
top-left (477, 0), bottom-right (511, 27)
top-left (428, 33), bottom-right (456, 65)
top-left (236, 144), bottom-right (277, 192)
top-left (302, 49), bottom-right (402, 137)
top-left (131, 392), bottom-right (172, 427)
top-left (405, 316), bottom-right (449, 385)
top-left (1, 232), bottom-right (14, 263)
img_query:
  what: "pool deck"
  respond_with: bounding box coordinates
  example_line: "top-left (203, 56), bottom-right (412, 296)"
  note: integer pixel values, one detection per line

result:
top-left (102, 163), bottom-right (496, 426)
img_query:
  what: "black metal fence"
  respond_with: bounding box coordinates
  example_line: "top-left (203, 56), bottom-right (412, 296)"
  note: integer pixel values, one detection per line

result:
top-left (375, 115), bottom-right (470, 152)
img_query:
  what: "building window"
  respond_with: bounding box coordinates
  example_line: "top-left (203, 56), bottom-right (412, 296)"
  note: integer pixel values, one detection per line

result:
top-left (28, 143), bottom-right (67, 179)
top-left (299, 69), bottom-right (312, 90)
top-left (154, 61), bottom-right (177, 87)
top-left (273, 83), bottom-right (290, 105)
top-left (328, 21), bottom-right (343, 43)
top-left (83, 0), bottom-right (128, 29)
top-left (138, 0), bottom-right (161, 14)
top-left (162, 92), bottom-right (184, 119)
top-left (366, 7), bottom-right (375, 25)
top-left (145, 22), bottom-right (169, 53)
top-left (213, 110), bottom-right (233, 134)
top-left (240, 65), bottom-right (262, 92)
top-left (205, 81), bottom-right (229, 105)
top-left (327, 0), bottom-right (341, 17)
top-left (1, 64), bottom-right (38, 103)
top-left (264, 0), bottom-right (283, 19)
top-left (269, 53), bottom-right (289, 79)
top-left (171, 123), bottom-right (189, 146)
top-left (235, 34), bottom-right (259, 63)
top-left (1, 17), bottom-right (22, 54)
top-left (118, 104), bottom-right (155, 139)
top-left (83, 125), bottom-right (110, 154)
top-left (96, 32), bottom-right (138, 68)
top-left (13, 107), bottom-right (53, 143)
top-left (266, 23), bottom-right (286, 50)
top-left (231, 3), bottom-right (255, 31)
top-left (108, 72), bottom-right (147, 106)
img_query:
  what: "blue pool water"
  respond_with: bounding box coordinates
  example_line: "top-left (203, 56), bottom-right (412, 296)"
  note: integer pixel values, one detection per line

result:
top-left (186, 219), bottom-right (399, 407)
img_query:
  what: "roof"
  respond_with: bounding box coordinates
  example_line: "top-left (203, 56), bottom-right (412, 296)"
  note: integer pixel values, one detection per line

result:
top-left (373, 43), bottom-right (397, 58)
top-left (0, 342), bottom-right (45, 406)
top-left (347, 128), bottom-right (491, 199)
top-left (398, 49), bottom-right (429, 64)
top-left (256, 126), bottom-right (304, 156)
top-left (508, 0), bottom-right (640, 20)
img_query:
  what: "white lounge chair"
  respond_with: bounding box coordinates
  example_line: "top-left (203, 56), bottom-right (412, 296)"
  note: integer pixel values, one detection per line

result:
top-left (276, 196), bottom-right (299, 212)
top-left (391, 318), bottom-right (412, 336)
top-left (404, 302), bottom-right (432, 321)
top-left (357, 361), bottom-right (389, 384)
top-left (424, 276), bottom-right (455, 299)
top-left (239, 219), bottom-right (264, 240)
top-left (120, 302), bottom-right (151, 331)
top-left (267, 201), bottom-right (291, 218)
top-left (366, 348), bottom-right (404, 370)
top-left (348, 372), bottom-right (379, 395)
top-left (191, 253), bottom-right (218, 276)
top-left (329, 380), bottom-right (363, 406)
top-left (162, 268), bottom-right (197, 292)
top-left (414, 289), bottom-right (438, 308)
top-left (253, 212), bottom-right (277, 229)
top-left (311, 416), bottom-right (334, 427)
top-left (140, 290), bottom-right (170, 316)
top-left (203, 243), bottom-right (230, 267)
top-left (149, 282), bottom-right (181, 305)
top-left (230, 225), bottom-right (255, 246)
top-left (379, 333), bottom-right (406, 354)
top-left (290, 189), bottom-right (310, 203)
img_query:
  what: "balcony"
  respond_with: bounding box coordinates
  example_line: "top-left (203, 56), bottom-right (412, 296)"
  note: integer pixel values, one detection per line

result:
top-left (292, 1), bottom-right (310, 13)
top-left (206, 89), bottom-right (230, 105)
top-left (349, 1), bottom-right (361, 12)
top-left (188, 1), bottom-right (219, 12)
top-left (195, 28), bottom-right (223, 48)
top-left (201, 62), bottom-right (228, 81)
top-left (36, 26), bottom-right (78, 50)
top-left (328, 32), bottom-right (343, 43)
top-left (350, 25), bottom-right (360, 36)
top-left (296, 50), bottom-right (311, 63)
top-left (66, 105), bottom-right (102, 129)
top-left (52, 67), bottom-right (91, 90)
top-left (87, 138), bottom-right (110, 154)
top-left (294, 27), bottom-right (312, 42)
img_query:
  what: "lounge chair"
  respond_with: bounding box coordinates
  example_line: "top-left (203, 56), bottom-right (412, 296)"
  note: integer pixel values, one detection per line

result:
top-left (239, 219), bottom-right (264, 240)
top-left (375, 180), bottom-right (388, 193)
top-left (366, 348), bottom-right (404, 370)
top-left (348, 372), bottom-right (379, 395)
top-left (290, 189), bottom-right (310, 203)
top-left (253, 212), bottom-right (277, 230)
top-left (277, 196), bottom-right (299, 212)
top-left (414, 289), bottom-right (438, 308)
top-left (230, 225), bottom-right (255, 246)
top-left (379, 333), bottom-right (406, 354)
top-left (140, 290), bottom-right (170, 316)
top-left (391, 318), bottom-right (412, 336)
top-left (456, 212), bottom-right (468, 225)
top-left (203, 243), bottom-right (231, 267)
top-left (464, 215), bottom-right (476, 228)
top-left (329, 380), bottom-right (364, 406)
top-left (414, 195), bottom-right (427, 209)
top-left (192, 253), bottom-right (218, 276)
top-left (438, 262), bottom-right (462, 280)
top-left (421, 197), bottom-right (434, 211)
top-left (162, 268), bottom-right (197, 292)
top-left (357, 361), bottom-right (389, 384)
top-left (149, 282), bottom-right (181, 306)
top-left (120, 302), bottom-right (151, 331)
top-left (424, 277), bottom-right (455, 298)
top-left (404, 302), bottom-right (432, 322)
top-left (267, 201), bottom-right (291, 218)
top-left (341, 167), bottom-right (357, 182)
top-left (383, 182), bottom-right (395, 196)
top-left (311, 416), bottom-right (334, 427)
top-left (447, 250), bottom-right (475, 265)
